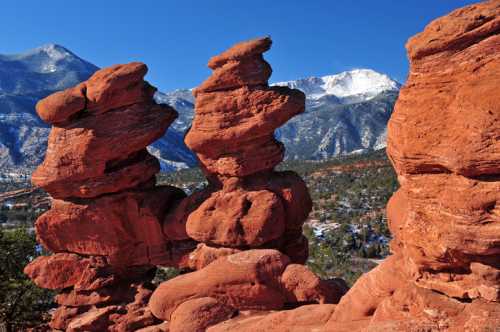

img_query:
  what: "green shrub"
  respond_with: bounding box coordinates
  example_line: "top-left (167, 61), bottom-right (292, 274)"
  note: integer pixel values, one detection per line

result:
top-left (0, 228), bottom-right (54, 331)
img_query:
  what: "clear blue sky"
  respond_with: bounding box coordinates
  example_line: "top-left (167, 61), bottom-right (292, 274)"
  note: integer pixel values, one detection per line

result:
top-left (1, 0), bottom-right (478, 91)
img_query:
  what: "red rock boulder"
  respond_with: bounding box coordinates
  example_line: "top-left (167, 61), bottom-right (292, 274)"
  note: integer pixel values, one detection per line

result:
top-left (35, 185), bottom-right (184, 267)
top-left (186, 189), bottom-right (285, 247)
top-left (149, 249), bottom-right (290, 320)
top-left (169, 297), bottom-right (235, 332)
top-left (24, 253), bottom-right (91, 290)
top-left (280, 264), bottom-right (348, 305)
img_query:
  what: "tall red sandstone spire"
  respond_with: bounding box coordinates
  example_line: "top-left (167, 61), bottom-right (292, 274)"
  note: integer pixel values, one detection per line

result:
top-left (148, 37), bottom-right (347, 331)
top-left (160, 37), bottom-right (316, 266)
top-left (24, 63), bottom-right (188, 331)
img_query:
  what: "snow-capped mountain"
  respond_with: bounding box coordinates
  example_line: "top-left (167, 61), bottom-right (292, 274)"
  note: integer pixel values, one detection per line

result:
top-left (154, 89), bottom-right (194, 132)
top-left (271, 69), bottom-right (400, 159)
top-left (157, 69), bottom-right (400, 161)
top-left (0, 44), bottom-right (400, 174)
top-left (273, 69), bottom-right (400, 103)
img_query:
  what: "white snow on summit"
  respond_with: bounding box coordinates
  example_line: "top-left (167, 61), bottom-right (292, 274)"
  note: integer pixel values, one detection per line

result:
top-left (38, 44), bottom-right (72, 61)
top-left (273, 69), bottom-right (400, 102)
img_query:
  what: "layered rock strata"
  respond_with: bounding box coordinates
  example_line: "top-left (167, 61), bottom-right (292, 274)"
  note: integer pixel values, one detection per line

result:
top-left (149, 37), bottom-right (347, 331)
top-left (326, 1), bottom-right (500, 330)
top-left (25, 63), bottom-right (191, 331)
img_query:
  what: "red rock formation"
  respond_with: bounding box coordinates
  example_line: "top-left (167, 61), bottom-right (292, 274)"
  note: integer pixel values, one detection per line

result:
top-left (24, 2), bottom-right (499, 326)
top-left (167, 37), bottom-right (312, 259)
top-left (186, 189), bottom-right (286, 247)
top-left (149, 37), bottom-right (346, 330)
top-left (326, 1), bottom-right (500, 330)
top-left (150, 250), bottom-right (287, 320)
top-left (281, 264), bottom-right (348, 305)
top-left (186, 243), bottom-right (241, 270)
top-left (25, 62), bottom-right (187, 331)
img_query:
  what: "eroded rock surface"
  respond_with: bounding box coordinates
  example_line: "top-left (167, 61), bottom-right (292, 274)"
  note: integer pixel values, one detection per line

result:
top-left (326, 1), bottom-right (500, 330)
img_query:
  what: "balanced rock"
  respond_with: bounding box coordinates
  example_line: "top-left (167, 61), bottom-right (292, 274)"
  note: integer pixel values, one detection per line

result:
top-left (150, 37), bottom-right (339, 330)
top-left (85, 62), bottom-right (155, 111)
top-left (35, 83), bottom-right (87, 124)
top-left (186, 37), bottom-right (305, 177)
top-left (175, 37), bottom-right (312, 257)
top-left (197, 38), bottom-right (272, 93)
top-left (149, 250), bottom-right (290, 320)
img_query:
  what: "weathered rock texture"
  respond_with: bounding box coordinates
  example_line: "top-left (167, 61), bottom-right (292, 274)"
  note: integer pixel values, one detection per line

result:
top-left (326, 1), bottom-right (500, 330)
top-left (149, 37), bottom-right (347, 331)
top-left (24, 63), bottom-right (192, 331)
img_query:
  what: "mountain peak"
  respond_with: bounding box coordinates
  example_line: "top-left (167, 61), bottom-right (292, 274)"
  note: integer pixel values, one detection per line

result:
top-left (34, 43), bottom-right (74, 60)
top-left (273, 68), bottom-right (400, 102)
top-left (0, 43), bottom-right (99, 76)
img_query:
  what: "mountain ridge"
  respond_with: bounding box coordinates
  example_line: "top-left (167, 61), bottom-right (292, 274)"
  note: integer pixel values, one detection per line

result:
top-left (0, 44), bottom-right (400, 174)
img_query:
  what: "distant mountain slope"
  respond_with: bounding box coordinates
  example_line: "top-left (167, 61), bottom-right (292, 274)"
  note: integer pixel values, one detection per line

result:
top-left (0, 45), bottom-right (399, 173)
top-left (0, 44), bottom-right (98, 170)
top-left (152, 90), bottom-right (197, 170)
top-left (276, 90), bottom-right (399, 160)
